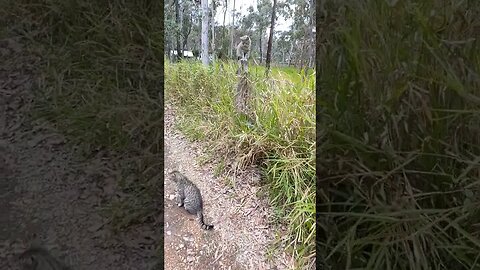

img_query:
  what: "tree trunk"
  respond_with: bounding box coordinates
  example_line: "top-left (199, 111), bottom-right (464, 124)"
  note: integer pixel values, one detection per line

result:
top-left (182, 25), bottom-right (191, 52)
top-left (258, 33), bottom-right (262, 64)
top-left (265, 0), bottom-right (277, 76)
top-left (235, 58), bottom-right (251, 118)
top-left (211, 0), bottom-right (216, 63)
top-left (175, 0), bottom-right (181, 61)
top-left (223, 0), bottom-right (227, 27)
top-left (298, 40), bottom-right (307, 73)
top-left (179, 1), bottom-right (184, 57)
top-left (288, 41), bottom-right (293, 66)
top-left (182, 6), bottom-right (192, 53)
top-left (201, 0), bottom-right (209, 65)
top-left (230, 0), bottom-right (235, 58)
top-left (167, 42), bottom-right (172, 61)
top-left (311, 0), bottom-right (316, 68)
top-left (223, 0), bottom-right (227, 56)
top-left (307, 0), bottom-right (315, 70)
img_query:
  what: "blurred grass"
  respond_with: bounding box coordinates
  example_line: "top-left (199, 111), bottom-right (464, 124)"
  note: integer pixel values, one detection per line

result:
top-left (0, 0), bottom-right (163, 251)
top-left (165, 60), bottom-right (315, 267)
top-left (317, 0), bottom-right (480, 269)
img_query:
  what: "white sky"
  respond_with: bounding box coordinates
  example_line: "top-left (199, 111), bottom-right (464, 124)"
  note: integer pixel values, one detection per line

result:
top-left (213, 0), bottom-right (292, 32)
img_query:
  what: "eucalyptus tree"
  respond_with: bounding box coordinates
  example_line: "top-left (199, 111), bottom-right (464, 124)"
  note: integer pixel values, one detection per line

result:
top-left (265, 0), bottom-right (278, 76)
top-left (201, 0), bottom-right (209, 65)
top-left (175, 0), bottom-right (182, 61)
top-left (164, 0), bottom-right (177, 60)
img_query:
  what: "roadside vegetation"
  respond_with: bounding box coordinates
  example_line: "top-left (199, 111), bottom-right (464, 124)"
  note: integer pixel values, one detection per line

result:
top-left (317, 1), bottom-right (480, 269)
top-left (166, 59), bottom-right (316, 267)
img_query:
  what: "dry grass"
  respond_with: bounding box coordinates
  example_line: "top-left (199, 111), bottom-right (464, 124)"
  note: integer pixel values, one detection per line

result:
top-left (1, 0), bottom-right (164, 258)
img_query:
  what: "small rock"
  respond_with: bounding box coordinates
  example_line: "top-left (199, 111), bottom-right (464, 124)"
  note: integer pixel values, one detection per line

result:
top-left (169, 194), bottom-right (175, 200)
top-left (186, 256), bottom-right (195, 263)
top-left (182, 236), bottom-right (193, 242)
top-left (179, 244), bottom-right (184, 249)
top-left (166, 231), bottom-right (171, 236)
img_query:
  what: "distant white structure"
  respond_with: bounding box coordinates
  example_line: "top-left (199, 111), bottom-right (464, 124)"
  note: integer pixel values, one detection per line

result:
top-left (170, 50), bottom-right (195, 58)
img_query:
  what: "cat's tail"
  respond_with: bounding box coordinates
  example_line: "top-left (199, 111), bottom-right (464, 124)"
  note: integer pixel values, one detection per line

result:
top-left (197, 211), bottom-right (214, 230)
top-left (18, 246), bottom-right (70, 269)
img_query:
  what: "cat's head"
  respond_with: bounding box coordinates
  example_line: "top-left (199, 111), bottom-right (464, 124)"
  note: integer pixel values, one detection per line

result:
top-left (240, 35), bottom-right (251, 43)
top-left (168, 170), bottom-right (182, 182)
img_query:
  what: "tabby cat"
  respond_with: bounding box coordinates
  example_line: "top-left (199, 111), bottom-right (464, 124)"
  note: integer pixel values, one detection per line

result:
top-left (18, 246), bottom-right (71, 270)
top-left (169, 170), bottom-right (214, 230)
top-left (236, 35), bottom-right (251, 61)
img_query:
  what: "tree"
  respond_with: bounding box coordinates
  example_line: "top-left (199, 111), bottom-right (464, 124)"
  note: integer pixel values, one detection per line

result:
top-left (189, 1), bottom-right (202, 57)
top-left (211, 0), bottom-right (216, 63)
top-left (223, 0), bottom-right (227, 43)
top-left (229, 0), bottom-right (236, 58)
top-left (265, 0), bottom-right (277, 76)
top-left (201, 0), bottom-right (209, 65)
top-left (274, 31), bottom-right (292, 64)
top-left (244, 0), bottom-right (271, 64)
top-left (309, 0), bottom-right (315, 68)
top-left (165, 0), bottom-right (175, 60)
top-left (175, 0), bottom-right (182, 61)
top-left (181, 1), bottom-right (195, 52)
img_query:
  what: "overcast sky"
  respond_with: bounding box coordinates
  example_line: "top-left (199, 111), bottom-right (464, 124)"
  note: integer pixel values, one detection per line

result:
top-left (213, 0), bottom-right (292, 32)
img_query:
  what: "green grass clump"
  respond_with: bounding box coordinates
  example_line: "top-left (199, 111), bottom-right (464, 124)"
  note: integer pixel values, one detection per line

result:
top-left (165, 60), bottom-right (316, 266)
top-left (1, 0), bottom-right (163, 235)
top-left (317, 0), bottom-right (480, 269)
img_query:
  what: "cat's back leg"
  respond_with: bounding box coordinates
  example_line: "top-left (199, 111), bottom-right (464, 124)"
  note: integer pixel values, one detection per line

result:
top-left (176, 188), bottom-right (185, 207)
top-left (183, 198), bottom-right (199, 215)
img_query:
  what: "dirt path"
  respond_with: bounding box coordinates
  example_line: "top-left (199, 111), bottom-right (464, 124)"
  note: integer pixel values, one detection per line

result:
top-left (163, 105), bottom-right (293, 270)
top-left (0, 36), bottom-right (157, 269)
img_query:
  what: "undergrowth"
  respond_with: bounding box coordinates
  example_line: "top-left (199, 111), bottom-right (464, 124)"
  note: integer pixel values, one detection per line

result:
top-left (1, 0), bottom-right (164, 257)
top-left (317, 0), bottom-right (480, 269)
top-left (165, 60), bottom-right (316, 267)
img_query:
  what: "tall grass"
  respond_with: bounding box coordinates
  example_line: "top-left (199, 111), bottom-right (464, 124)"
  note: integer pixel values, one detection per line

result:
top-left (318, 0), bottom-right (480, 269)
top-left (1, 0), bottom-right (164, 255)
top-left (165, 60), bottom-right (316, 266)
